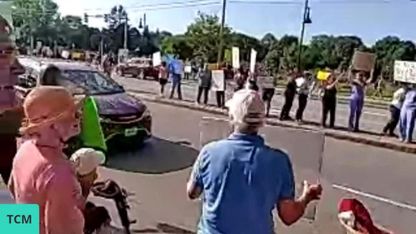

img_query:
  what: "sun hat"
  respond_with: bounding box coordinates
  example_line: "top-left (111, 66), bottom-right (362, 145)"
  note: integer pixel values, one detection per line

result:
top-left (225, 89), bottom-right (265, 127)
top-left (20, 86), bottom-right (83, 135)
top-left (70, 148), bottom-right (106, 176)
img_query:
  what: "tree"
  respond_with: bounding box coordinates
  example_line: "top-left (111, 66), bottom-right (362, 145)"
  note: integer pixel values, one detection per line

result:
top-left (231, 32), bottom-right (263, 61)
top-left (185, 12), bottom-right (231, 63)
top-left (161, 35), bottom-right (193, 60)
top-left (12, 0), bottom-right (59, 46)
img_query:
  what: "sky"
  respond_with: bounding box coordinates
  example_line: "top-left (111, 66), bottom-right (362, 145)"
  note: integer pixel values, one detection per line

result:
top-left (53, 0), bottom-right (416, 46)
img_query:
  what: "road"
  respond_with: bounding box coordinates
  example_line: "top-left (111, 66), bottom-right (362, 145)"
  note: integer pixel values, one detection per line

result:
top-left (93, 101), bottom-right (416, 234)
top-left (113, 77), bottom-right (391, 135)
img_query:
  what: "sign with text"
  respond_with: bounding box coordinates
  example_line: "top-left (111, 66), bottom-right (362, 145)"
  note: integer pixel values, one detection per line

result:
top-left (351, 51), bottom-right (376, 72)
top-left (211, 70), bottom-right (225, 91)
top-left (232, 47), bottom-right (240, 69)
top-left (394, 60), bottom-right (416, 84)
top-left (0, 204), bottom-right (39, 234)
top-left (199, 117), bottom-right (325, 222)
top-left (317, 71), bottom-right (331, 81)
top-left (250, 49), bottom-right (257, 73)
top-left (152, 52), bottom-right (161, 67)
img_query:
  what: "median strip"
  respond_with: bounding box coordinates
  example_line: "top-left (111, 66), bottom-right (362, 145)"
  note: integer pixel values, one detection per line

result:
top-left (129, 91), bottom-right (416, 154)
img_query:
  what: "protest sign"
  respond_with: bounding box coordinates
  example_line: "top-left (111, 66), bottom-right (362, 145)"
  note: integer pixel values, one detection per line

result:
top-left (250, 49), bottom-right (257, 73)
top-left (351, 51), bottom-right (376, 72)
top-left (394, 60), bottom-right (416, 84)
top-left (199, 117), bottom-right (325, 222)
top-left (211, 70), bottom-right (225, 91)
top-left (257, 76), bottom-right (275, 89)
top-left (152, 52), bottom-right (161, 67)
top-left (317, 71), bottom-right (331, 81)
top-left (232, 47), bottom-right (240, 69)
top-left (118, 49), bottom-right (129, 64)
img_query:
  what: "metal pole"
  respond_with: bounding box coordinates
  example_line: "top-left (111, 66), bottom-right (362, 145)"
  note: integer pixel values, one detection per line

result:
top-left (124, 17), bottom-right (128, 49)
top-left (216, 0), bottom-right (227, 67)
top-left (297, 0), bottom-right (308, 71)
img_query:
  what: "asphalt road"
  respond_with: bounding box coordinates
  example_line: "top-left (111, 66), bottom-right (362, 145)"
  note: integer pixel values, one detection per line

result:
top-left (93, 101), bottom-right (416, 234)
top-left (113, 77), bottom-right (391, 135)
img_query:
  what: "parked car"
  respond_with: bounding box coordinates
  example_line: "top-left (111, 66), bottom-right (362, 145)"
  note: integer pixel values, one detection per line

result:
top-left (116, 57), bottom-right (159, 80)
top-left (16, 57), bottom-right (152, 151)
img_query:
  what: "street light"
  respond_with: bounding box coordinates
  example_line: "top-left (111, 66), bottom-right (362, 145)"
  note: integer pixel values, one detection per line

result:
top-left (297, 0), bottom-right (312, 71)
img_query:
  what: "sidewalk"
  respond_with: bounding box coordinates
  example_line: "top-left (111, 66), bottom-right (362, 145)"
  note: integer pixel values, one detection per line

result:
top-left (129, 91), bottom-right (416, 154)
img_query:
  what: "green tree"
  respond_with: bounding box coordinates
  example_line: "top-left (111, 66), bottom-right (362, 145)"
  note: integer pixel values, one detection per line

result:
top-left (185, 12), bottom-right (231, 62)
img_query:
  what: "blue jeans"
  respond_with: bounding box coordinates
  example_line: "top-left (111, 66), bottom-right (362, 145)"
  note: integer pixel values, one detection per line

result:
top-left (399, 107), bottom-right (416, 142)
top-left (170, 74), bottom-right (182, 99)
top-left (349, 97), bottom-right (364, 131)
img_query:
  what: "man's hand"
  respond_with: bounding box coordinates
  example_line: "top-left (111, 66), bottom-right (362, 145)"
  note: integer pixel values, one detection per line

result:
top-left (301, 180), bottom-right (322, 204)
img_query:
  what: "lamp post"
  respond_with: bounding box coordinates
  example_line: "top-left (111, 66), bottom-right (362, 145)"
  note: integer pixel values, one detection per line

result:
top-left (297, 0), bottom-right (312, 71)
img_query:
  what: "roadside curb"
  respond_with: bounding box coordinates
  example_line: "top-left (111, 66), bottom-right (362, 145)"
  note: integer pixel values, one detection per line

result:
top-left (129, 91), bottom-right (416, 154)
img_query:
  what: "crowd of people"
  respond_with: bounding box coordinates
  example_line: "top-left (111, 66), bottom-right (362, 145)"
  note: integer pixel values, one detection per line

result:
top-left (154, 58), bottom-right (416, 144)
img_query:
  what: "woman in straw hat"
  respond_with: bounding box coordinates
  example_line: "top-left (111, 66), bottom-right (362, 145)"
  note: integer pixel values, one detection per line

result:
top-left (8, 86), bottom-right (87, 234)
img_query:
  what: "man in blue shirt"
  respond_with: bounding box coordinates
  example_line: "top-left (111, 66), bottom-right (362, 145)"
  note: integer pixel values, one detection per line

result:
top-left (168, 55), bottom-right (183, 100)
top-left (187, 89), bottom-right (322, 234)
top-left (399, 86), bottom-right (416, 143)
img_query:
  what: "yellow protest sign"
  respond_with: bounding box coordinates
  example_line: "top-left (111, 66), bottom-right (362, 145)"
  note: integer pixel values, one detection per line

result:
top-left (317, 71), bottom-right (331, 81)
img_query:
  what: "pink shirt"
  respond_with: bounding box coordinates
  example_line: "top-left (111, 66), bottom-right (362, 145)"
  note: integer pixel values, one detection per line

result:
top-left (9, 141), bottom-right (85, 234)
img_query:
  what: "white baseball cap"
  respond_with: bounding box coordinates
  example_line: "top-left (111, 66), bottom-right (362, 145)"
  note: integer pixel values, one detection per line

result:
top-left (225, 89), bottom-right (265, 127)
top-left (70, 148), bottom-right (106, 176)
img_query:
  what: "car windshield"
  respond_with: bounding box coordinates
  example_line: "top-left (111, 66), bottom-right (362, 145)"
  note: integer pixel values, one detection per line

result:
top-left (60, 69), bottom-right (124, 95)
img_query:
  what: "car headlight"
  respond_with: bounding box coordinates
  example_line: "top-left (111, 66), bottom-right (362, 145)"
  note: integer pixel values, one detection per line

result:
top-left (142, 108), bottom-right (151, 118)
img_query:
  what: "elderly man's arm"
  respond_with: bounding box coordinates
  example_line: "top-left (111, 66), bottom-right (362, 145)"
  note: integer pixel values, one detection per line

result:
top-left (186, 149), bottom-right (207, 200)
top-left (275, 156), bottom-right (322, 226)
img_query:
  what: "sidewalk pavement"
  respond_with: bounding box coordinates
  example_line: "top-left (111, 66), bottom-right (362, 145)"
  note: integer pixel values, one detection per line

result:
top-left (130, 91), bottom-right (416, 154)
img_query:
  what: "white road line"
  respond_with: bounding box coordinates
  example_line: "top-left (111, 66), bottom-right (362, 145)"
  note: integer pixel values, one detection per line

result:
top-left (332, 184), bottom-right (416, 212)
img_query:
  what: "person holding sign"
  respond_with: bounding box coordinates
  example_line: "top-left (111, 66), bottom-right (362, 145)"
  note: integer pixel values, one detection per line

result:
top-left (399, 86), bottom-right (416, 143)
top-left (321, 72), bottom-right (340, 128)
top-left (295, 72), bottom-right (312, 123)
top-left (348, 70), bottom-right (372, 132)
top-left (280, 71), bottom-right (298, 121)
top-left (196, 64), bottom-right (211, 105)
top-left (187, 89), bottom-right (322, 234)
top-left (382, 83), bottom-right (407, 137)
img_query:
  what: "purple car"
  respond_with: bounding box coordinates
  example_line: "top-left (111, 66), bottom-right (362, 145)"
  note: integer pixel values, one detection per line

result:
top-left (16, 58), bottom-right (152, 150)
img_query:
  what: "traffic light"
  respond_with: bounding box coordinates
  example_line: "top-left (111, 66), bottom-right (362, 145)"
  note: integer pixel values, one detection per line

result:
top-left (104, 14), bottom-right (109, 23)
top-left (84, 13), bottom-right (88, 23)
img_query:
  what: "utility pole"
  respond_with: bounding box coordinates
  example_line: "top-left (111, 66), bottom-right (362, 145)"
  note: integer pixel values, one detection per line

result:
top-left (297, 0), bottom-right (311, 71)
top-left (123, 17), bottom-right (128, 49)
top-left (216, 0), bottom-right (227, 67)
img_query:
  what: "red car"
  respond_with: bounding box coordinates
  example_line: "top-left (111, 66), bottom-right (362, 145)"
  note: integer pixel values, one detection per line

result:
top-left (116, 57), bottom-right (159, 80)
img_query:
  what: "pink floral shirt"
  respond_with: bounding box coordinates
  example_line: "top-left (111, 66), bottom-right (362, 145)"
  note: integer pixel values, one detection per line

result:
top-left (9, 140), bottom-right (85, 234)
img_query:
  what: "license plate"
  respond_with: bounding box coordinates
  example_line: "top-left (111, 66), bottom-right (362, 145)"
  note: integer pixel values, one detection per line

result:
top-left (124, 127), bottom-right (138, 137)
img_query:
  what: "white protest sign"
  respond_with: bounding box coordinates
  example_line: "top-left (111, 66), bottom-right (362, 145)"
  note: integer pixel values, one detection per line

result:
top-left (232, 47), bottom-right (240, 69)
top-left (211, 70), bottom-right (225, 91)
top-left (250, 49), bottom-right (257, 73)
top-left (394, 60), bottom-right (416, 84)
top-left (199, 117), bottom-right (325, 222)
top-left (152, 52), bottom-right (161, 66)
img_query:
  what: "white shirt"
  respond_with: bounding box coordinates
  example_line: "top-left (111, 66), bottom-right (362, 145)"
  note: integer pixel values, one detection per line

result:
top-left (391, 87), bottom-right (406, 109)
top-left (295, 77), bottom-right (309, 95)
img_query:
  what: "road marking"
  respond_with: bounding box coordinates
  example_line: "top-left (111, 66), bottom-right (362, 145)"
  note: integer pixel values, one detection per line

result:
top-left (332, 184), bottom-right (416, 212)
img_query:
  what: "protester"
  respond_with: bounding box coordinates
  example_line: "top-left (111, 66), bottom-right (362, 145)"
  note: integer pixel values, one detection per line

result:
top-left (399, 86), bottom-right (416, 143)
top-left (382, 83), bottom-right (407, 137)
top-left (187, 89), bottom-right (322, 234)
top-left (0, 24), bottom-right (25, 184)
top-left (168, 55), bottom-right (183, 100)
top-left (348, 70), bottom-right (372, 132)
top-left (196, 64), bottom-right (211, 105)
top-left (215, 64), bottom-right (227, 108)
top-left (321, 72), bottom-right (339, 128)
top-left (158, 61), bottom-right (168, 97)
top-left (260, 75), bottom-right (277, 117)
top-left (8, 86), bottom-right (86, 234)
top-left (280, 72), bottom-right (297, 121)
top-left (234, 68), bottom-right (246, 92)
top-left (295, 72), bottom-right (311, 123)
